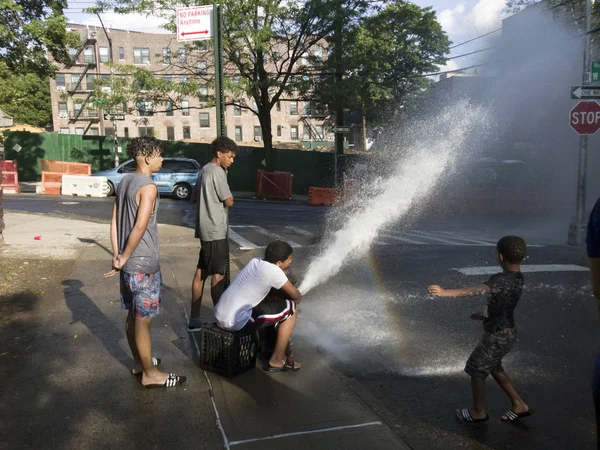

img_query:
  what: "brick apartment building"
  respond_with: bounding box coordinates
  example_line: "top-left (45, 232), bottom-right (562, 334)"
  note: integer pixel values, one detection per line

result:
top-left (49, 24), bottom-right (333, 146)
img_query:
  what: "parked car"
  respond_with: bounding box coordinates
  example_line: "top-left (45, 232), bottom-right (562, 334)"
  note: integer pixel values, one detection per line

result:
top-left (91, 157), bottom-right (201, 199)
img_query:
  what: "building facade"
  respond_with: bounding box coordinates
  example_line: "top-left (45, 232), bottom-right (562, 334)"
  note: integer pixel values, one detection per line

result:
top-left (49, 24), bottom-right (333, 146)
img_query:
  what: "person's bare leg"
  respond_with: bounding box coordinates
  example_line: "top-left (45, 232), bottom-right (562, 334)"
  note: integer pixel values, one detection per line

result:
top-left (135, 317), bottom-right (169, 385)
top-left (191, 268), bottom-right (207, 319)
top-left (492, 370), bottom-right (529, 414)
top-left (211, 273), bottom-right (225, 306)
top-left (457, 377), bottom-right (487, 420)
top-left (268, 312), bottom-right (300, 369)
top-left (126, 310), bottom-right (144, 374)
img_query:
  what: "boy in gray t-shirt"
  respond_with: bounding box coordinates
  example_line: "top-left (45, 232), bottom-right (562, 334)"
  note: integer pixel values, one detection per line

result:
top-left (188, 136), bottom-right (238, 332)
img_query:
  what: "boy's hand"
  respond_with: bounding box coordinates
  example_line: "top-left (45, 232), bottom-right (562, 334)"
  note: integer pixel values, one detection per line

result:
top-left (428, 285), bottom-right (445, 296)
top-left (470, 312), bottom-right (486, 321)
top-left (104, 254), bottom-right (127, 278)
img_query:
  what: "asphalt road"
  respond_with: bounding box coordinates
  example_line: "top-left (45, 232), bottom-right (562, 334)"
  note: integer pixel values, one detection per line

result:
top-left (3, 193), bottom-right (597, 449)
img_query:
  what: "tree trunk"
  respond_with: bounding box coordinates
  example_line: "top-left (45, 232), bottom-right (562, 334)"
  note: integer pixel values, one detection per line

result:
top-left (258, 106), bottom-right (275, 172)
top-left (361, 103), bottom-right (367, 152)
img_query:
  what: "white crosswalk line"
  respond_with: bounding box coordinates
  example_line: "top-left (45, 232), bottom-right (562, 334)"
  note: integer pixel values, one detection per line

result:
top-left (228, 228), bottom-right (259, 250)
top-left (454, 264), bottom-right (588, 276)
top-left (405, 230), bottom-right (488, 245)
top-left (382, 233), bottom-right (427, 245)
top-left (433, 231), bottom-right (496, 245)
top-left (285, 226), bottom-right (314, 237)
top-left (247, 225), bottom-right (302, 248)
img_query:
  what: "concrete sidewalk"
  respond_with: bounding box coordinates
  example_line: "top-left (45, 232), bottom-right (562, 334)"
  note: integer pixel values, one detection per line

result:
top-left (1, 212), bottom-right (408, 450)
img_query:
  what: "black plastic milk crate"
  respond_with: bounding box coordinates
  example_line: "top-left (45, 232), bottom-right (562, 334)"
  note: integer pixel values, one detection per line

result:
top-left (198, 324), bottom-right (258, 377)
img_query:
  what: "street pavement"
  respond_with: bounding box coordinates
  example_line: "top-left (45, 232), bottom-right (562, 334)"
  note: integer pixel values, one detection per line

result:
top-left (2, 193), bottom-right (599, 449)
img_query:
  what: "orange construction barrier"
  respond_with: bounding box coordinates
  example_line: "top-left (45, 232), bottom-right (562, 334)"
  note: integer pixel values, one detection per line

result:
top-left (256, 170), bottom-right (293, 200)
top-left (308, 187), bottom-right (342, 205)
top-left (0, 160), bottom-right (20, 193)
top-left (41, 160), bottom-right (91, 195)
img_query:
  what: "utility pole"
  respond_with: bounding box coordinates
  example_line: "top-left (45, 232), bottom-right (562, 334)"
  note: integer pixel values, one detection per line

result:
top-left (569, 0), bottom-right (592, 245)
top-left (333, 0), bottom-right (344, 188)
top-left (96, 12), bottom-right (119, 167)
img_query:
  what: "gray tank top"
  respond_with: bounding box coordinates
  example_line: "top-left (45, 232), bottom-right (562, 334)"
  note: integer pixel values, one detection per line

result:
top-left (116, 173), bottom-right (160, 274)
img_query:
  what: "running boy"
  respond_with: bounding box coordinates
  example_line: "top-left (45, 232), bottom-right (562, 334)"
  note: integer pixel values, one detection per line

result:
top-left (214, 240), bottom-right (303, 372)
top-left (105, 136), bottom-right (185, 388)
top-left (428, 235), bottom-right (531, 423)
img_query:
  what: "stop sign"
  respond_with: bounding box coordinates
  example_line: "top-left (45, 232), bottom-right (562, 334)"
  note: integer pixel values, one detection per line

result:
top-left (570, 101), bottom-right (600, 134)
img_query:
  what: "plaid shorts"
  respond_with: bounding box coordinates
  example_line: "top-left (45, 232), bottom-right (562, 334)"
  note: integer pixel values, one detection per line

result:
top-left (465, 328), bottom-right (517, 379)
top-left (120, 271), bottom-right (162, 318)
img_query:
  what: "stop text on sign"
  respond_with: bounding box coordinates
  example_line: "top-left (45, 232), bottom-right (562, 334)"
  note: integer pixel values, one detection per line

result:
top-left (569, 101), bottom-right (600, 135)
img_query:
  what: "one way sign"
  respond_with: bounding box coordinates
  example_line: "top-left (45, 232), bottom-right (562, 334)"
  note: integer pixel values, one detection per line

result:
top-left (571, 86), bottom-right (600, 100)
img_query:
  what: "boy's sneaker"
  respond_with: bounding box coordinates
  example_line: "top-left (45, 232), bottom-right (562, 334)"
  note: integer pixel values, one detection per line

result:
top-left (188, 318), bottom-right (207, 332)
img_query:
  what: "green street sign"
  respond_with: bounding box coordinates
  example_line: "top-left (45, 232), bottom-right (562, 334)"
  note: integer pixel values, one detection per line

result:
top-left (592, 62), bottom-right (600, 82)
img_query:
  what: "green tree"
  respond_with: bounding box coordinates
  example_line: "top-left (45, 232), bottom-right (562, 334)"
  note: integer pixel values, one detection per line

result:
top-left (336, 2), bottom-right (449, 150)
top-left (95, 0), bottom-right (379, 170)
top-left (0, 0), bottom-right (79, 76)
top-left (0, 63), bottom-right (52, 127)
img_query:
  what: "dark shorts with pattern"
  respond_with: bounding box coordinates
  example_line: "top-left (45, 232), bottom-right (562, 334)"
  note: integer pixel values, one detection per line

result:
top-left (465, 328), bottom-right (517, 379)
top-left (120, 271), bottom-right (162, 318)
top-left (248, 299), bottom-right (296, 329)
top-left (197, 239), bottom-right (229, 275)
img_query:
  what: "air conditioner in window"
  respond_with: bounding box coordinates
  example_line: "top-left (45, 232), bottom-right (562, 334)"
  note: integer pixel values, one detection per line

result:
top-left (254, 136), bottom-right (262, 142)
top-left (88, 30), bottom-right (97, 39)
top-left (101, 86), bottom-right (112, 93)
top-left (56, 86), bottom-right (66, 91)
top-left (59, 112), bottom-right (68, 119)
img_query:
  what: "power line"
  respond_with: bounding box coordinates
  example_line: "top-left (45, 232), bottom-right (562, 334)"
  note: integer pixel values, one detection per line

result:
top-left (423, 62), bottom-right (489, 77)
top-left (449, 47), bottom-right (493, 60)
top-left (449, 29), bottom-right (501, 50)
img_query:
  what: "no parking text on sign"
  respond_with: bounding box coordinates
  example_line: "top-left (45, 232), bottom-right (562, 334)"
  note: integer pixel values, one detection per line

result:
top-left (177, 5), bottom-right (214, 42)
top-left (570, 101), bottom-right (600, 135)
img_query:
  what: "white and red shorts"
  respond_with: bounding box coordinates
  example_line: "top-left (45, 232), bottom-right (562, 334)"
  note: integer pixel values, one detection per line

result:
top-left (248, 299), bottom-right (296, 328)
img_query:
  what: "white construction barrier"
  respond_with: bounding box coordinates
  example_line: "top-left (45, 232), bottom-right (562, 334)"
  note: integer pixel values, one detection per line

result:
top-left (61, 175), bottom-right (110, 198)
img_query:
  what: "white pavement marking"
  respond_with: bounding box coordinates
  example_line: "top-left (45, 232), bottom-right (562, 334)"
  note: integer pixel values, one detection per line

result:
top-left (285, 225), bottom-right (314, 237)
top-left (405, 230), bottom-right (484, 245)
top-left (228, 228), bottom-right (260, 250)
top-left (454, 264), bottom-right (589, 276)
top-left (228, 421), bottom-right (383, 446)
top-left (435, 231), bottom-right (496, 245)
top-left (247, 225), bottom-right (302, 248)
top-left (382, 232), bottom-right (427, 245)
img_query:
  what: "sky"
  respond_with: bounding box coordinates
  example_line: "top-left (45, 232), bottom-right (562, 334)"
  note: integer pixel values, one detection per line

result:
top-left (64, 0), bottom-right (512, 75)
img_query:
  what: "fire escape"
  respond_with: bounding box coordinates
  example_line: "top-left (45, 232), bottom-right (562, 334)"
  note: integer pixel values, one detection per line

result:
top-left (300, 102), bottom-right (328, 143)
top-left (66, 28), bottom-right (100, 134)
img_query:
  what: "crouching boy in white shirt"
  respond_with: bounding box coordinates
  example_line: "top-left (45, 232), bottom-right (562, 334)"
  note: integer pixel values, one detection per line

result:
top-left (214, 240), bottom-right (303, 371)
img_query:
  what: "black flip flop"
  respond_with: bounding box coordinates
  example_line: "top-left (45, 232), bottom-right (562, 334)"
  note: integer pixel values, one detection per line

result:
top-left (456, 408), bottom-right (489, 423)
top-left (501, 409), bottom-right (533, 423)
top-left (265, 358), bottom-right (300, 372)
top-left (144, 373), bottom-right (186, 388)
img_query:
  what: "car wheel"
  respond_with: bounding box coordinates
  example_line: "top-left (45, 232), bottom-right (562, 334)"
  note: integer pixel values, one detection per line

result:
top-left (173, 183), bottom-right (191, 200)
top-left (107, 181), bottom-right (115, 197)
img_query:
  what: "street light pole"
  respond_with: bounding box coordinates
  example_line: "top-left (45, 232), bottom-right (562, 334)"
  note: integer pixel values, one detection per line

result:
top-left (569, 0), bottom-right (592, 245)
top-left (95, 12), bottom-right (119, 167)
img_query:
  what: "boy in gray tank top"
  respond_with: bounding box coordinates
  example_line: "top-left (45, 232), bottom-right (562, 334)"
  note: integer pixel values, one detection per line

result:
top-left (105, 136), bottom-right (185, 388)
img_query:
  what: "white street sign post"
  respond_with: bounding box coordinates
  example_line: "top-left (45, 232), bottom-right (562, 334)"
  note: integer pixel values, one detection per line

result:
top-left (177, 5), bottom-right (214, 42)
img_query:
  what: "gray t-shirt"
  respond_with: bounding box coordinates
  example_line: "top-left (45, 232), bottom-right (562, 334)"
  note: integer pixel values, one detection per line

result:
top-left (116, 173), bottom-right (160, 274)
top-left (194, 163), bottom-right (232, 241)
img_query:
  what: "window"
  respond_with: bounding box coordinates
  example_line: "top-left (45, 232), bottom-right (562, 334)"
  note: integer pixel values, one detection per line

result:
top-left (198, 86), bottom-right (208, 101)
top-left (73, 103), bottom-right (82, 115)
top-left (180, 75), bottom-right (188, 83)
top-left (303, 101), bottom-right (311, 116)
top-left (75, 127), bottom-right (84, 135)
top-left (167, 126), bottom-right (175, 141)
top-left (182, 100), bottom-right (189, 116)
top-left (197, 61), bottom-right (207, 75)
top-left (99, 47), bottom-right (109, 63)
top-left (303, 126), bottom-right (310, 141)
top-left (276, 101), bottom-right (281, 112)
top-left (105, 127), bottom-right (114, 136)
top-left (277, 125), bottom-right (282, 137)
top-left (68, 48), bottom-right (77, 61)
top-left (133, 48), bottom-right (150, 64)
top-left (56, 74), bottom-right (65, 88)
top-left (84, 47), bottom-right (94, 64)
top-left (183, 126), bottom-right (191, 139)
top-left (168, 160), bottom-right (198, 173)
top-left (137, 101), bottom-right (153, 117)
top-left (315, 125), bottom-right (324, 140)
top-left (71, 74), bottom-right (81, 88)
top-left (166, 101), bottom-right (173, 116)
top-left (273, 51), bottom-right (280, 62)
top-left (60, 127), bottom-right (69, 134)
top-left (254, 126), bottom-right (262, 140)
top-left (119, 47), bottom-right (125, 60)
top-left (233, 76), bottom-right (240, 85)
top-left (290, 101), bottom-right (298, 115)
top-left (235, 126), bottom-right (242, 141)
top-left (200, 112), bottom-right (210, 128)
top-left (164, 75), bottom-right (172, 82)
top-left (124, 127), bottom-right (129, 138)
top-left (163, 47), bottom-right (171, 64)
top-left (313, 48), bottom-right (323, 60)
top-left (88, 127), bottom-right (99, 136)
top-left (86, 74), bottom-right (96, 89)
top-left (58, 102), bottom-right (68, 118)
top-left (178, 48), bottom-right (186, 63)
top-left (290, 125), bottom-right (299, 140)
top-left (138, 127), bottom-right (154, 136)
top-left (120, 161), bottom-right (136, 173)
top-left (234, 105), bottom-right (241, 116)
